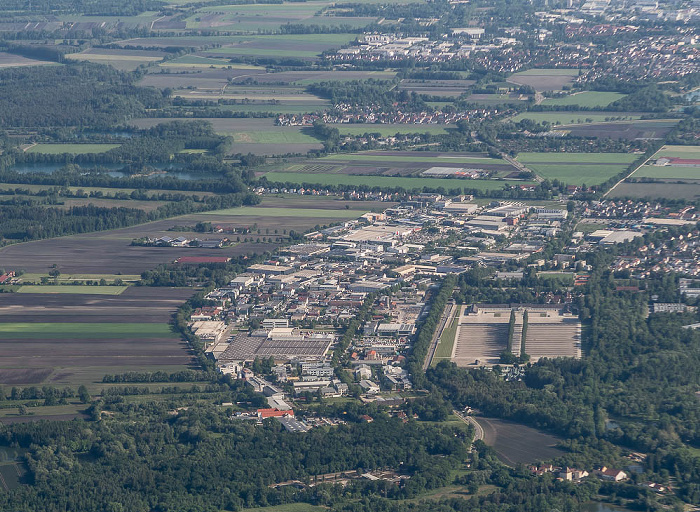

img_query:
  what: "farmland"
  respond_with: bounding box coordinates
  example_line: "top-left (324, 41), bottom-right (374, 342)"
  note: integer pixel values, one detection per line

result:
top-left (474, 416), bottom-right (566, 465)
top-left (512, 112), bottom-right (642, 124)
top-left (262, 172), bottom-right (518, 191)
top-left (0, 52), bottom-right (57, 68)
top-left (507, 68), bottom-right (579, 91)
top-left (64, 48), bottom-right (166, 71)
top-left (0, 287), bottom-right (196, 387)
top-left (16, 285), bottom-right (128, 295)
top-left (608, 182), bottom-right (700, 200)
top-left (331, 124), bottom-right (455, 136)
top-left (517, 152), bottom-right (638, 185)
top-left (563, 119), bottom-right (678, 140)
top-left (25, 143), bottom-right (121, 154)
top-left (654, 145), bottom-right (700, 159)
top-left (0, 196), bottom-right (379, 274)
top-left (540, 91), bottom-right (626, 108)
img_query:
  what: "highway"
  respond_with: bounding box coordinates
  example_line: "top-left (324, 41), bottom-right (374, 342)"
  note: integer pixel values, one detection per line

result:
top-left (423, 301), bottom-right (457, 371)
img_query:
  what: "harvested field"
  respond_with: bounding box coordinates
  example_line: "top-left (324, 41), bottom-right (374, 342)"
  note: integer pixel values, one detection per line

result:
top-left (0, 198), bottom-right (354, 274)
top-left (507, 68), bottom-right (578, 91)
top-left (0, 288), bottom-right (196, 386)
top-left (475, 416), bottom-right (565, 465)
top-left (65, 48), bottom-right (166, 71)
top-left (512, 112), bottom-right (641, 124)
top-left (608, 182), bottom-right (700, 200)
top-left (563, 120), bottom-right (677, 140)
top-left (140, 68), bottom-right (268, 90)
top-left (0, 51), bottom-right (56, 68)
top-left (655, 145), bottom-right (700, 159)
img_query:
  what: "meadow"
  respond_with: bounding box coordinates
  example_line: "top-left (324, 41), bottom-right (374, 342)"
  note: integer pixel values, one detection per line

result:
top-left (507, 68), bottom-right (579, 91)
top-left (320, 153), bottom-right (503, 165)
top-left (655, 145), bottom-right (700, 159)
top-left (26, 143), bottom-right (121, 154)
top-left (541, 91), bottom-right (626, 108)
top-left (517, 152), bottom-right (638, 185)
top-left (201, 206), bottom-right (367, 218)
top-left (0, 322), bottom-right (174, 338)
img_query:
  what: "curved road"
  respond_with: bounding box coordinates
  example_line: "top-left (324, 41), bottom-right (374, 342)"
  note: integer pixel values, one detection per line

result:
top-left (453, 410), bottom-right (484, 443)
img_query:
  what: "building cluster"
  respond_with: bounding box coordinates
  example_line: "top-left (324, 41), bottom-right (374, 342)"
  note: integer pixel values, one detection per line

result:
top-left (276, 106), bottom-right (495, 127)
top-left (329, 33), bottom-right (519, 64)
top-left (612, 229), bottom-right (700, 277)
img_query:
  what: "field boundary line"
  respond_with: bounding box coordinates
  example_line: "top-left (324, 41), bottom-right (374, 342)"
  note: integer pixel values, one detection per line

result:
top-left (604, 147), bottom-right (662, 198)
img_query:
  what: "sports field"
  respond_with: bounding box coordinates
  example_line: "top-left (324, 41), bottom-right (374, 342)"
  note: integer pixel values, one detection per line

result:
top-left (25, 143), bottom-right (121, 154)
top-left (17, 285), bottom-right (127, 295)
top-left (541, 91), bottom-right (626, 108)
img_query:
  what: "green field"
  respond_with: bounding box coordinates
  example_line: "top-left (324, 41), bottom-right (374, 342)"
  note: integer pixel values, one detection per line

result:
top-left (517, 152), bottom-right (638, 164)
top-left (21, 272), bottom-right (141, 283)
top-left (263, 172), bottom-right (521, 191)
top-left (0, 323), bottom-right (175, 339)
top-left (655, 145), bottom-right (700, 160)
top-left (433, 308), bottom-right (459, 365)
top-left (320, 153), bottom-right (500, 165)
top-left (218, 104), bottom-right (329, 114)
top-left (634, 165), bottom-right (700, 180)
top-left (16, 285), bottom-right (128, 295)
top-left (331, 124), bottom-right (454, 136)
top-left (512, 112), bottom-right (641, 124)
top-left (516, 152), bottom-right (638, 185)
top-left (202, 206), bottom-right (367, 218)
top-left (230, 131), bottom-right (320, 144)
top-left (541, 91), bottom-right (626, 108)
top-left (25, 143), bottom-right (121, 154)
top-left (518, 164), bottom-right (629, 185)
top-left (240, 504), bottom-right (327, 512)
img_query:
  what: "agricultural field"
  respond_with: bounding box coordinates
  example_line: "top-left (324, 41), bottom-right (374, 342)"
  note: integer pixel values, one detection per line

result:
top-left (19, 272), bottom-right (141, 284)
top-left (201, 206), bottom-right (369, 218)
top-left (330, 124), bottom-right (455, 136)
top-left (654, 145), bottom-right (700, 159)
top-left (129, 117), bottom-right (323, 155)
top-left (540, 91), bottom-right (626, 108)
top-left (474, 416), bottom-right (566, 465)
top-left (0, 287), bottom-right (196, 387)
top-left (262, 172), bottom-right (518, 191)
top-left (0, 196), bottom-right (376, 275)
top-left (16, 285), bottom-right (127, 295)
top-left (517, 152), bottom-right (638, 185)
top-left (608, 182), bottom-right (700, 200)
top-left (25, 143), bottom-right (121, 154)
top-left (398, 79), bottom-right (476, 97)
top-left (507, 68), bottom-right (579, 91)
top-left (64, 48), bottom-right (166, 71)
top-left (0, 51), bottom-right (57, 68)
top-left (198, 33), bottom-right (360, 59)
top-left (512, 112), bottom-right (642, 124)
top-left (633, 165), bottom-right (700, 180)
top-left (183, 3), bottom-right (375, 34)
top-left (464, 93), bottom-right (527, 105)
top-left (563, 119), bottom-right (678, 140)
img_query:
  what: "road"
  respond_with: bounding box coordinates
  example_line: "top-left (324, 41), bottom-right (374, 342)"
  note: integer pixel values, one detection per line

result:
top-left (604, 149), bottom-right (659, 198)
top-left (453, 410), bottom-right (484, 443)
top-left (423, 301), bottom-right (457, 371)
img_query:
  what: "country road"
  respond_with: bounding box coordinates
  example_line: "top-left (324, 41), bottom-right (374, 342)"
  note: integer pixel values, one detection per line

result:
top-left (423, 301), bottom-right (457, 371)
top-left (453, 410), bottom-right (484, 443)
